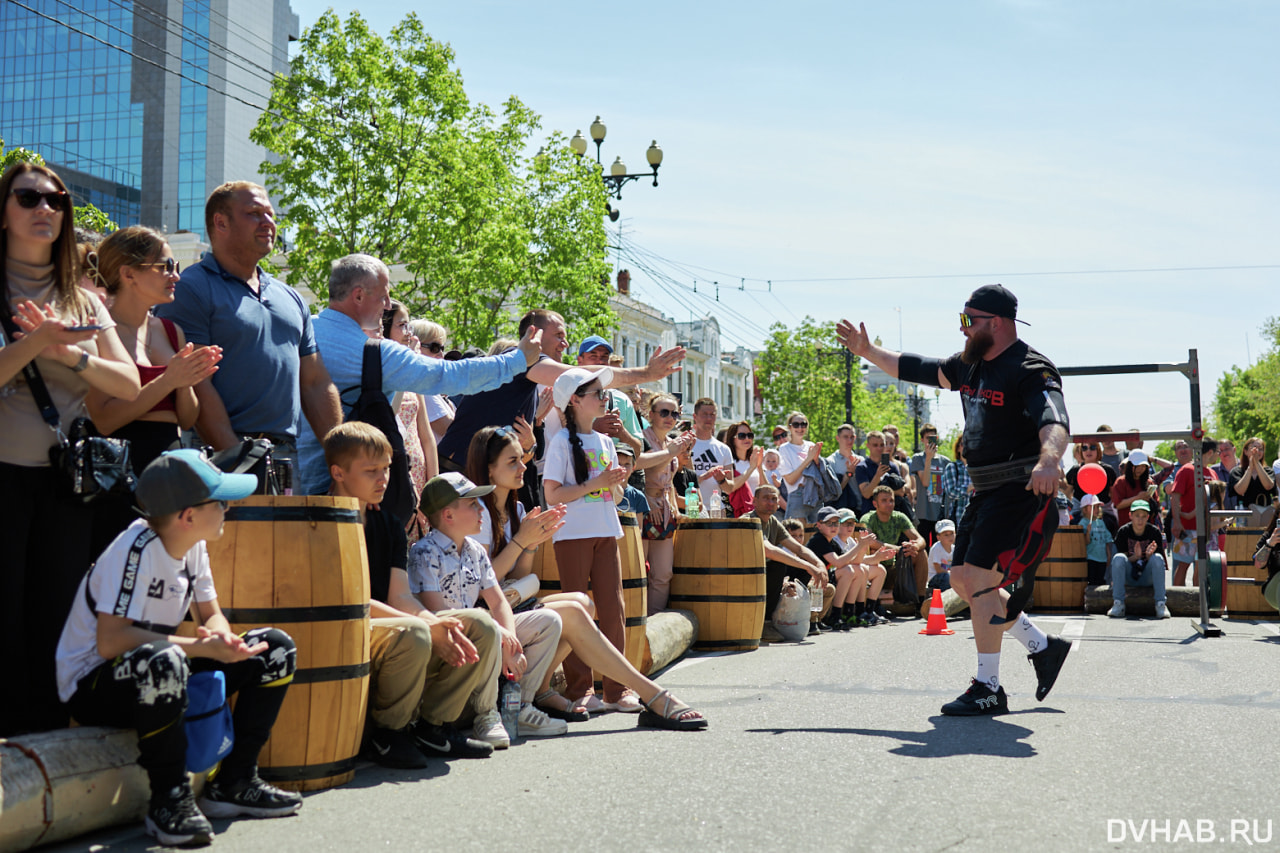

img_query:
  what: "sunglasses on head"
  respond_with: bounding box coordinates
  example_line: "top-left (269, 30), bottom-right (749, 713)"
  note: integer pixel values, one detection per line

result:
top-left (652, 407), bottom-right (679, 419)
top-left (138, 257), bottom-right (181, 275)
top-left (736, 431), bottom-right (754, 440)
top-left (959, 311), bottom-right (997, 328)
top-left (10, 188), bottom-right (70, 210)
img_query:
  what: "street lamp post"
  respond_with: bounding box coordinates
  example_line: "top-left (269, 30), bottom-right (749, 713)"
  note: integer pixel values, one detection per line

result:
top-left (569, 116), bottom-right (663, 221)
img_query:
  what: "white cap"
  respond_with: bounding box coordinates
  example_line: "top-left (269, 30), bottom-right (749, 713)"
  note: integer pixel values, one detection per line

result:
top-left (552, 366), bottom-right (613, 410)
top-left (1127, 449), bottom-right (1148, 467)
top-left (1080, 494), bottom-right (1100, 508)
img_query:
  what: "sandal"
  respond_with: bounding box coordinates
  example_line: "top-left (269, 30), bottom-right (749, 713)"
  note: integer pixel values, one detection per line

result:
top-left (533, 690), bottom-right (589, 722)
top-left (636, 689), bottom-right (707, 731)
top-left (602, 688), bottom-right (643, 714)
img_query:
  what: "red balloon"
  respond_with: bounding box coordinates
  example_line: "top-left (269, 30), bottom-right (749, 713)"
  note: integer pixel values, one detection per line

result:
top-left (1077, 462), bottom-right (1107, 496)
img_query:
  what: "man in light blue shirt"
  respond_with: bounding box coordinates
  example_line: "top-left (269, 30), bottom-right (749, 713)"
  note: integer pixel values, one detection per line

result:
top-left (296, 254), bottom-right (541, 494)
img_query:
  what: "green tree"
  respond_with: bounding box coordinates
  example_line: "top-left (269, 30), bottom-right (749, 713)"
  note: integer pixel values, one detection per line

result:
top-left (2, 139), bottom-right (117, 233)
top-left (250, 10), bottom-right (612, 348)
top-left (755, 317), bottom-right (907, 448)
top-left (1212, 316), bottom-right (1280, 454)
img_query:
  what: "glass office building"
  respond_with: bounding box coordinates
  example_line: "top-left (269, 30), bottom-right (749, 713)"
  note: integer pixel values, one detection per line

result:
top-left (0, 0), bottom-right (297, 238)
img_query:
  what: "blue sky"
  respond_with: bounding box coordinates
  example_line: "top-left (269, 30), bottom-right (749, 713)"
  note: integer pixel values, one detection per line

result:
top-left (289, 1), bottom-right (1278, 447)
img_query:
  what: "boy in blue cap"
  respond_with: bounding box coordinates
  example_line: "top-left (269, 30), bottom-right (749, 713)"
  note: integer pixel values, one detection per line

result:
top-left (56, 450), bottom-right (301, 847)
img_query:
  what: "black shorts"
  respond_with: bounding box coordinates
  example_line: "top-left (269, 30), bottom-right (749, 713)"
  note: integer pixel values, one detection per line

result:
top-left (952, 482), bottom-right (1041, 571)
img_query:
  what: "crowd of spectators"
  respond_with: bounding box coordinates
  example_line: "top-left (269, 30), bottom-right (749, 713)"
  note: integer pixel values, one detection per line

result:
top-left (5, 167), bottom-right (1280, 844)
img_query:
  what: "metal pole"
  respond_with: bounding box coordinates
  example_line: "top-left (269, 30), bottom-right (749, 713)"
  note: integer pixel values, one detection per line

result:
top-left (1187, 348), bottom-right (1221, 638)
top-left (844, 349), bottom-right (853, 426)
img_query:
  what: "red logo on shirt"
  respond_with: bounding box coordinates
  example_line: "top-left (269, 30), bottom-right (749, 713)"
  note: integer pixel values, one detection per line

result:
top-left (958, 385), bottom-right (1004, 406)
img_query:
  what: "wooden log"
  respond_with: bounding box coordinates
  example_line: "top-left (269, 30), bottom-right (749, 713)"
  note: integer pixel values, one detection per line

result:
top-left (1084, 585), bottom-right (1209, 616)
top-left (0, 727), bottom-right (147, 853)
top-left (642, 609), bottom-right (699, 675)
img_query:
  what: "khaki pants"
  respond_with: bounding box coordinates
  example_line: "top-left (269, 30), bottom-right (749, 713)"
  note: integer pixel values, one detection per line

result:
top-left (470, 608), bottom-right (563, 713)
top-left (368, 609), bottom-right (500, 730)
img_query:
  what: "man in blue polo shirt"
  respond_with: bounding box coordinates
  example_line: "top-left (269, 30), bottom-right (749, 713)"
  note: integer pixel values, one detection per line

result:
top-left (295, 253), bottom-right (542, 497)
top-left (157, 182), bottom-right (342, 465)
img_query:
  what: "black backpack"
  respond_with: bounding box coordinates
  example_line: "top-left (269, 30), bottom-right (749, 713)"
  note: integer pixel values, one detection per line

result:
top-left (345, 339), bottom-right (415, 524)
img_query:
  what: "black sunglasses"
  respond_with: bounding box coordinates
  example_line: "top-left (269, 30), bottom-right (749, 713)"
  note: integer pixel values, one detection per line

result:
top-left (790, 421), bottom-right (808, 428)
top-left (11, 188), bottom-right (70, 210)
top-left (652, 407), bottom-right (679, 419)
top-left (138, 258), bottom-right (181, 275)
top-left (423, 341), bottom-right (445, 354)
top-left (736, 431), bottom-right (754, 440)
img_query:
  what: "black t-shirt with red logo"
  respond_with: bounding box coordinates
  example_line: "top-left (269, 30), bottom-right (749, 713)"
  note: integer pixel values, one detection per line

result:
top-left (940, 340), bottom-right (1069, 469)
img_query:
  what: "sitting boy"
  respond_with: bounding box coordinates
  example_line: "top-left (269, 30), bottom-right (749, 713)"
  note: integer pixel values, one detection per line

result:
top-left (1108, 499), bottom-right (1169, 619)
top-left (928, 519), bottom-right (957, 591)
top-left (837, 509), bottom-right (891, 622)
top-left (809, 508), bottom-right (885, 629)
top-left (408, 473), bottom-right (569, 742)
top-left (324, 423), bottom-right (501, 765)
top-left (55, 450), bottom-right (301, 847)
top-left (614, 444), bottom-right (651, 516)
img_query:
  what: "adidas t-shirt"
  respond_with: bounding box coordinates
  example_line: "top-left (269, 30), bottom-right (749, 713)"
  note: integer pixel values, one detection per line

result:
top-left (690, 436), bottom-right (733, 507)
top-left (56, 519), bottom-right (217, 702)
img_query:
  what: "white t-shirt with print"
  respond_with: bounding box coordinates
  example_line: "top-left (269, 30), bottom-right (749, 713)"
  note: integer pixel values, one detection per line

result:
top-left (56, 520), bottom-right (217, 702)
top-left (543, 429), bottom-right (623, 542)
top-left (690, 436), bottom-right (733, 507)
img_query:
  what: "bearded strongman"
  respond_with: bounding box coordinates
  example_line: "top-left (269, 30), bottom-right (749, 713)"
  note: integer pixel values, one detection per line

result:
top-left (837, 285), bottom-right (1072, 715)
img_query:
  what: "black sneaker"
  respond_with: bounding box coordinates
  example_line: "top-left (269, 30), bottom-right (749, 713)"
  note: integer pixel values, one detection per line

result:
top-left (1028, 633), bottom-right (1071, 702)
top-left (362, 725), bottom-right (430, 769)
top-left (874, 603), bottom-right (896, 621)
top-left (409, 720), bottom-right (494, 759)
top-left (147, 783), bottom-right (214, 846)
top-left (940, 679), bottom-right (1008, 716)
top-left (197, 773), bottom-right (302, 819)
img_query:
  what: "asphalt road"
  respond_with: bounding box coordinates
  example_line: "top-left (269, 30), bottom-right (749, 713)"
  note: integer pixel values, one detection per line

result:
top-left (52, 612), bottom-right (1280, 853)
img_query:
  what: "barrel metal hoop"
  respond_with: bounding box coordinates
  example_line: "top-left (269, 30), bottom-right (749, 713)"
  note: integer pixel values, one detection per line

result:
top-left (292, 662), bottom-right (372, 684)
top-left (225, 506), bottom-right (361, 524)
top-left (259, 755), bottom-right (360, 783)
top-left (671, 566), bottom-right (764, 575)
top-left (222, 604), bottom-right (370, 623)
top-left (668, 594), bottom-right (766, 603)
top-left (677, 519), bottom-right (762, 530)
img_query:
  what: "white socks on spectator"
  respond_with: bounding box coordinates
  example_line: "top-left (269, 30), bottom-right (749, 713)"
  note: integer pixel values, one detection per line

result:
top-left (1008, 613), bottom-right (1048, 653)
top-left (976, 653), bottom-right (1000, 691)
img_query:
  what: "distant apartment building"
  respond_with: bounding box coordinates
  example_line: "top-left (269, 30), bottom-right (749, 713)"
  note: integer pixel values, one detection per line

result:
top-left (0, 0), bottom-right (297, 237)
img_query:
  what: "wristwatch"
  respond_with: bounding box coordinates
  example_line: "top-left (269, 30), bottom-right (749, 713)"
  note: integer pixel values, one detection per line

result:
top-left (70, 350), bottom-right (90, 373)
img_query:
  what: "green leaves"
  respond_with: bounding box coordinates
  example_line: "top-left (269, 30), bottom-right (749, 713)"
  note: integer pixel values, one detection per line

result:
top-left (250, 11), bottom-right (612, 348)
top-left (755, 317), bottom-right (907, 445)
top-left (1, 140), bottom-right (116, 234)
top-left (1212, 318), bottom-right (1280, 455)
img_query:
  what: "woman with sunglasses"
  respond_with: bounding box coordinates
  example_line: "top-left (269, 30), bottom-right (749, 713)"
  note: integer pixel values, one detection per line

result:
top-left (777, 410), bottom-right (824, 522)
top-left (639, 394), bottom-right (696, 611)
top-left (0, 163), bottom-right (142, 735)
top-left (84, 226), bottom-right (223, 550)
top-left (465, 426), bottom-right (705, 730)
top-left (726, 419), bottom-right (764, 517)
top-left (382, 302), bottom-right (439, 540)
top-left (409, 318), bottom-right (456, 441)
top-left (1066, 440), bottom-right (1119, 533)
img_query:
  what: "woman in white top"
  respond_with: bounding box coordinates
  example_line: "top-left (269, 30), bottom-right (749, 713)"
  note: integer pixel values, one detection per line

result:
top-left (466, 425), bottom-right (706, 730)
top-left (777, 410), bottom-right (823, 522)
top-left (725, 418), bottom-right (764, 517)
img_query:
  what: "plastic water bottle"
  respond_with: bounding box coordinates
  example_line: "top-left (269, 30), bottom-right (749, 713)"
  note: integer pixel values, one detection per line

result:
top-left (808, 579), bottom-right (823, 613)
top-left (499, 676), bottom-right (521, 741)
top-left (685, 484), bottom-right (701, 518)
top-left (708, 490), bottom-right (723, 519)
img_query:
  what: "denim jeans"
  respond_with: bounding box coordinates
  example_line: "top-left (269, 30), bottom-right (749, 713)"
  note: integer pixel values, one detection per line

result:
top-left (1110, 552), bottom-right (1168, 604)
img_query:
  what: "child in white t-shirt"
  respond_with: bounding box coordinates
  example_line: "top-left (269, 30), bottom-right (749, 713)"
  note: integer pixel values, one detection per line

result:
top-left (928, 518), bottom-right (957, 591)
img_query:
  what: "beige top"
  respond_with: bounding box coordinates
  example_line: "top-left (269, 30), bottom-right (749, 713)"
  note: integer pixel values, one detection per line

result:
top-left (1, 259), bottom-right (114, 466)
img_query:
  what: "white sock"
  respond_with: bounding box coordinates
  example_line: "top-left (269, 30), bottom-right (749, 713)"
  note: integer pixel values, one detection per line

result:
top-left (976, 653), bottom-right (1000, 691)
top-left (1008, 613), bottom-right (1049, 653)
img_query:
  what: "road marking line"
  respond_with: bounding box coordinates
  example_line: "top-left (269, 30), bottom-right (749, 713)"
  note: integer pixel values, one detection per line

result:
top-left (1060, 619), bottom-right (1085, 650)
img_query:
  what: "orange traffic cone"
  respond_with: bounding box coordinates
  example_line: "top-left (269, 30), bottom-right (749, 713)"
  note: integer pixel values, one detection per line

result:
top-left (919, 587), bottom-right (955, 635)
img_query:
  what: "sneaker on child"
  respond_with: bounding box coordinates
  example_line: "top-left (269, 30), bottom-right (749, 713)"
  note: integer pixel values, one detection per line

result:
top-left (409, 720), bottom-right (494, 758)
top-left (197, 773), bottom-right (303, 819)
top-left (147, 783), bottom-right (215, 847)
top-left (472, 709), bottom-right (511, 749)
top-left (360, 725), bottom-right (430, 769)
top-left (517, 704), bottom-right (568, 738)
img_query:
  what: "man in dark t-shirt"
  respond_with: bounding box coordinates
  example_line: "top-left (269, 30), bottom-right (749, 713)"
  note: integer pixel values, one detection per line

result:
top-left (838, 284), bottom-right (1072, 717)
top-left (1107, 500), bottom-right (1168, 619)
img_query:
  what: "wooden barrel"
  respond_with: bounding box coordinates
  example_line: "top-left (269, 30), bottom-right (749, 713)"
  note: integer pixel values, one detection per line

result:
top-left (1223, 528), bottom-right (1277, 620)
top-left (530, 513), bottom-right (647, 671)
top-left (203, 496), bottom-right (371, 791)
top-left (1032, 526), bottom-right (1087, 613)
top-left (669, 517), bottom-right (766, 651)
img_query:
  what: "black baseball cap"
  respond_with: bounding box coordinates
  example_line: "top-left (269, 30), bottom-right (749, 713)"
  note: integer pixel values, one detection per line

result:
top-left (966, 284), bottom-right (1030, 326)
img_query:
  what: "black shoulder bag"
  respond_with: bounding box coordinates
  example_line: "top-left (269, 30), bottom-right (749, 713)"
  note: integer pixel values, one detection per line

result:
top-left (346, 338), bottom-right (415, 524)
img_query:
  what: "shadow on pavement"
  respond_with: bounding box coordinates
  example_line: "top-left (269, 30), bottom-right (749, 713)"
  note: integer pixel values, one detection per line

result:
top-left (746, 710), bottom-right (1062, 758)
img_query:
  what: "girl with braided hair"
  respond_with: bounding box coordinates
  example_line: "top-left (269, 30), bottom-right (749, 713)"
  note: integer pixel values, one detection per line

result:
top-left (541, 367), bottom-right (635, 714)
